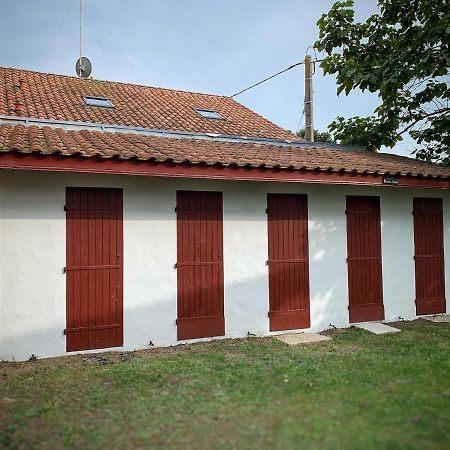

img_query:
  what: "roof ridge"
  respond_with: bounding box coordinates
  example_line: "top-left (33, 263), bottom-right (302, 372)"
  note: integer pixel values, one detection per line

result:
top-left (0, 66), bottom-right (232, 99)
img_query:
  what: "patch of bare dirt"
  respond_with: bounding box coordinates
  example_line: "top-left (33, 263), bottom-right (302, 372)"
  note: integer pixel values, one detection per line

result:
top-left (0, 337), bottom-right (266, 375)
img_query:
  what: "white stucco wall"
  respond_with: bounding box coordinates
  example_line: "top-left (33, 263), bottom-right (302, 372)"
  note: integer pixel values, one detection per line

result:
top-left (0, 170), bottom-right (449, 361)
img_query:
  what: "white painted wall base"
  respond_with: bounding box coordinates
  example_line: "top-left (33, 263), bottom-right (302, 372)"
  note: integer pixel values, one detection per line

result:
top-left (0, 170), bottom-right (449, 361)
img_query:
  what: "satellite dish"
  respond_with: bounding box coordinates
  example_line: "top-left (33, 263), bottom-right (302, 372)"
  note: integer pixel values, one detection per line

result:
top-left (75, 56), bottom-right (92, 78)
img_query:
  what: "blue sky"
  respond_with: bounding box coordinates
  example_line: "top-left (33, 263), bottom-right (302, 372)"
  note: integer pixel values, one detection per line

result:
top-left (2, 0), bottom-right (412, 155)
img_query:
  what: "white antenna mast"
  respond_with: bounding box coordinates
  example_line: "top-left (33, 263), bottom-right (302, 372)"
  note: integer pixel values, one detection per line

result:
top-left (75, 0), bottom-right (92, 78)
top-left (79, 0), bottom-right (83, 77)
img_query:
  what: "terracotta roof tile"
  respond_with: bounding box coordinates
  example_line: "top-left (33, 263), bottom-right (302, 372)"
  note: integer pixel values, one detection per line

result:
top-left (1, 68), bottom-right (448, 181)
top-left (1, 124), bottom-right (449, 179)
top-left (0, 67), bottom-right (296, 140)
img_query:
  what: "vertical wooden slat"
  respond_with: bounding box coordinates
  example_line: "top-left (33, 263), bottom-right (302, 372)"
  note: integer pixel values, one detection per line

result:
top-left (65, 187), bottom-right (123, 352)
top-left (413, 198), bottom-right (446, 315)
top-left (176, 191), bottom-right (225, 340)
top-left (200, 194), bottom-right (207, 318)
top-left (94, 190), bottom-right (102, 348)
top-left (281, 196), bottom-right (288, 311)
top-left (109, 190), bottom-right (117, 347)
top-left (346, 196), bottom-right (384, 323)
top-left (176, 192), bottom-right (184, 325)
top-left (116, 190), bottom-right (124, 346)
top-left (217, 195), bottom-right (224, 324)
top-left (73, 189), bottom-right (81, 351)
top-left (292, 199), bottom-right (299, 311)
top-left (273, 196), bottom-right (280, 315)
top-left (193, 193), bottom-right (200, 318)
top-left (211, 206), bottom-right (217, 318)
top-left (190, 194), bottom-right (195, 319)
top-left (101, 190), bottom-right (110, 347)
top-left (87, 191), bottom-right (96, 348)
top-left (79, 189), bottom-right (89, 350)
top-left (267, 193), bottom-right (310, 331)
top-left (66, 189), bottom-right (74, 352)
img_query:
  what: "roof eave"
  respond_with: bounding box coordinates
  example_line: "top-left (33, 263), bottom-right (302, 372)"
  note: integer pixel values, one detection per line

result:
top-left (0, 152), bottom-right (448, 190)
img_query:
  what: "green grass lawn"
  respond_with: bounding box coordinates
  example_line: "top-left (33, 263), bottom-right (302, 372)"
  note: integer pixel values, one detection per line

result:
top-left (1, 320), bottom-right (449, 450)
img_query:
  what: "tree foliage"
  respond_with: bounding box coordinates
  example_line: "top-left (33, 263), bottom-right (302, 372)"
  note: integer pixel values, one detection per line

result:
top-left (315, 0), bottom-right (450, 164)
top-left (296, 128), bottom-right (335, 143)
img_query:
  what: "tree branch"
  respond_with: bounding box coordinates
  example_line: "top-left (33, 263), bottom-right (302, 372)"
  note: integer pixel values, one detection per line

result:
top-left (397, 108), bottom-right (450, 137)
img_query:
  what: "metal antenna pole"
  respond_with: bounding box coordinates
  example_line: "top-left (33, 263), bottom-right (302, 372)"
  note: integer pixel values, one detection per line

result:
top-left (304, 54), bottom-right (314, 142)
top-left (79, 0), bottom-right (83, 77)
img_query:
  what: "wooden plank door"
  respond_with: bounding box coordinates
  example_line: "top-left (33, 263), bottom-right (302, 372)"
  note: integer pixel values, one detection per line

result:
top-left (346, 196), bottom-right (384, 323)
top-left (413, 198), bottom-right (446, 315)
top-left (267, 194), bottom-right (310, 331)
top-left (176, 191), bottom-right (225, 340)
top-left (65, 187), bottom-right (123, 352)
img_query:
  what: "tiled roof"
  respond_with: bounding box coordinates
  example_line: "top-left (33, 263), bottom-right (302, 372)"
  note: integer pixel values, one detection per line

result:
top-left (0, 67), bottom-right (448, 182)
top-left (1, 124), bottom-right (449, 178)
top-left (0, 67), bottom-right (296, 140)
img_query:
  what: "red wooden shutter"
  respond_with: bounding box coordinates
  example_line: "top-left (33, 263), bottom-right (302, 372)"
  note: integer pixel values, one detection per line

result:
top-left (267, 194), bottom-right (310, 331)
top-left (66, 187), bottom-right (123, 352)
top-left (176, 191), bottom-right (225, 340)
top-left (346, 196), bottom-right (384, 323)
top-left (413, 198), bottom-right (446, 315)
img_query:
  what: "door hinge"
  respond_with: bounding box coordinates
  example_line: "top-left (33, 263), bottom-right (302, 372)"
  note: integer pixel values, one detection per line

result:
top-left (62, 267), bottom-right (67, 274)
top-left (63, 205), bottom-right (67, 211)
top-left (174, 206), bottom-right (177, 212)
top-left (174, 263), bottom-right (177, 269)
top-left (265, 260), bottom-right (269, 266)
top-left (175, 319), bottom-right (178, 325)
top-left (63, 329), bottom-right (67, 335)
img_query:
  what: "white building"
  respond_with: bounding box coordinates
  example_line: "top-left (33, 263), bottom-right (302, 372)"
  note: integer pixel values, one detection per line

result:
top-left (0, 67), bottom-right (449, 361)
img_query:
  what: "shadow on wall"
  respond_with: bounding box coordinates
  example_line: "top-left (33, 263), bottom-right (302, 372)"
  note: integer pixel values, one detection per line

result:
top-left (1, 266), bottom-right (342, 361)
top-left (310, 218), bottom-right (339, 262)
top-left (1, 176), bottom-right (346, 360)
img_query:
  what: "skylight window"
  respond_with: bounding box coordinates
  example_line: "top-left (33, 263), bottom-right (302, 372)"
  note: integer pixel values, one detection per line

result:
top-left (83, 96), bottom-right (114, 108)
top-left (195, 108), bottom-right (224, 120)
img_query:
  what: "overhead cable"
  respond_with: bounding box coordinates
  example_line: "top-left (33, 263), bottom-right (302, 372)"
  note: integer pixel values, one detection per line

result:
top-left (231, 59), bottom-right (323, 97)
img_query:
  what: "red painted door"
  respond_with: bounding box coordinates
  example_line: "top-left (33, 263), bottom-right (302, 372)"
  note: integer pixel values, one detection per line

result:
top-left (65, 187), bottom-right (123, 352)
top-left (267, 194), bottom-right (310, 331)
top-left (413, 198), bottom-right (446, 315)
top-left (346, 196), bottom-right (384, 323)
top-left (176, 191), bottom-right (225, 340)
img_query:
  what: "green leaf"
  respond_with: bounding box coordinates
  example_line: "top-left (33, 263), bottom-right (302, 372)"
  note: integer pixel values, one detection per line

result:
top-left (314, 0), bottom-right (450, 165)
